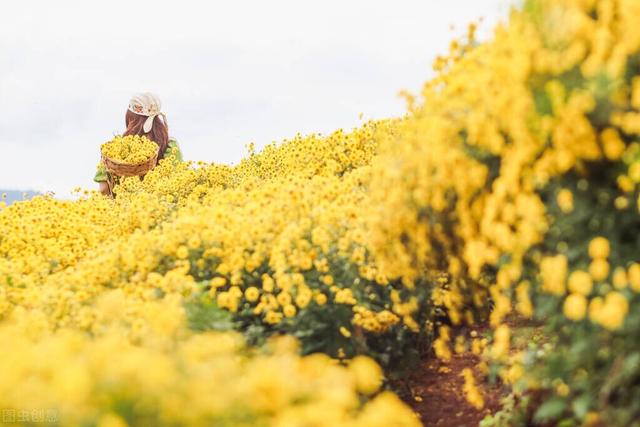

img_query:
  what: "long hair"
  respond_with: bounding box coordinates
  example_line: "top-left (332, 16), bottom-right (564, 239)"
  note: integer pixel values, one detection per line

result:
top-left (123, 109), bottom-right (169, 162)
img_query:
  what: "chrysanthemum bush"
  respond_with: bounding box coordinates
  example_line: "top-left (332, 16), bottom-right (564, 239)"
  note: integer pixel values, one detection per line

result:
top-left (107, 120), bottom-right (433, 371)
top-left (368, 0), bottom-right (640, 424)
top-left (0, 119), bottom-right (426, 425)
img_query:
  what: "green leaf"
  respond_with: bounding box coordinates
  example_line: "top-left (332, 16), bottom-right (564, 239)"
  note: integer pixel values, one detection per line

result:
top-left (534, 397), bottom-right (567, 423)
top-left (623, 353), bottom-right (640, 377)
top-left (185, 299), bottom-right (235, 332)
top-left (571, 394), bottom-right (591, 419)
top-left (479, 415), bottom-right (496, 427)
top-left (557, 418), bottom-right (577, 427)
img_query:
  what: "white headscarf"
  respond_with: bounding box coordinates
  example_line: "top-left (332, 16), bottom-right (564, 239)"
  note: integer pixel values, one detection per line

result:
top-left (128, 92), bottom-right (167, 133)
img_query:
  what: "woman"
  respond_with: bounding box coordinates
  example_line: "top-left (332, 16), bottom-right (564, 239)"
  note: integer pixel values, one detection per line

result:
top-left (95, 93), bottom-right (183, 195)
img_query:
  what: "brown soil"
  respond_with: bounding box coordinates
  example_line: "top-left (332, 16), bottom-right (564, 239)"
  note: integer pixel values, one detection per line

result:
top-left (400, 316), bottom-right (543, 426)
top-left (400, 350), bottom-right (504, 427)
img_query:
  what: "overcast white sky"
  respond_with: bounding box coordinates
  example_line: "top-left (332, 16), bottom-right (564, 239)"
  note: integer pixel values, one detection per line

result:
top-left (0, 0), bottom-right (512, 195)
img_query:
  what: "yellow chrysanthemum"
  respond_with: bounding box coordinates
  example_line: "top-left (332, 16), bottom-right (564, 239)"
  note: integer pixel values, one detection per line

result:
top-left (564, 293), bottom-right (587, 321)
top-left (101, 135), bottom-right (158, 165)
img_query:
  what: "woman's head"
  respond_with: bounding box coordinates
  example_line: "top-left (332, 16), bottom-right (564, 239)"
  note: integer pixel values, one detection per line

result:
top-left (124, 93), bottom-right (169, 161)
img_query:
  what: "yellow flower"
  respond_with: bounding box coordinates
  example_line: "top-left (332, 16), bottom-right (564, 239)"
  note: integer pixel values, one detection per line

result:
top-left (314, 293), bottom-right (328, 305)
top-left (629, 162), bottom-right (640, 183)
top-left (588, 237), bottom-right (610, 259)
top-left (211, 277), bottom-right (227, 288)
top-left (262, 275), bottom-right (275, 293)
top-left (541, 255), bottom-right (568, 295)
top-left (590, 292), bottom-right (629, 331)
top-left (335, 288), bottom-right (357, 305)
top-left (97, 413), bottom-right (128, 427)
top-left (614, 196), bottom-right (629, 210)
top-left (589, 297), bottom-right (603, 321)
top-left (612, 267), bottom-right (628, 289)
top-left (187, 235), bottom-right (201, 249)
top-left (589, 259), bottom-right (610, 281)
top-left (355, 391), bottom-right (422, 427)
top-left (556, 189), bottom-right (574, 213)
top-left (598, 292), bottom-right (629, 331)
top-left (276, 292), bottom-right (292, 307)
top-left (349, 356), bottom-right (383, 395)
top-left (101, 135), bottom-right (158, 165)
top-left (217, 292), bottom-right (238, 313)
top-left (244, 286), bottom-right (260, 302)
top-left (321, 274), bottom-right (334, 286)
top-left (461, 368), bottom-right (484, 410)
top-left (505, 363), bottom-right (524, 385)
top-left (567, 270), bottom-right (593, 295)
top-left (338, 326), bottom-right (352, 338)
top-left (264, 310), bottom-right (283, 325)
top-left (628, 263), bottom-right (640, 292)
top-left (229, 286), bottom-right (243, 299)
top-left (491, 324), bottom-right (510, 361)
top-left (295, 291), bottom-right (311, 309)
top-left (563, 293), bottom-right (587, 321)
top-left (618, 175), bottom-right (634, 192)
top-left (176, 245), bottom-right (189, 260)
top-left (600, 127), bottom-right (626, 161)
top-left (283, 304), bottom-right (297, 318)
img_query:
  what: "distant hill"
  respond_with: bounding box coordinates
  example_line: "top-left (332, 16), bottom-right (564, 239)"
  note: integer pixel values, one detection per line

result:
top-left (1, 190), bottom-right (41, 206)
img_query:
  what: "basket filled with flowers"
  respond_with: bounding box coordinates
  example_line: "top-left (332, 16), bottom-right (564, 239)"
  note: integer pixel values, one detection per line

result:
top-left (100, 135), bottom-right (159, 177)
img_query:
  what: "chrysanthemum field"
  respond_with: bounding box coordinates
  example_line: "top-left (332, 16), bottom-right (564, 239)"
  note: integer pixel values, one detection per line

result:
top-left (2, 0), bottom-right (640, 425)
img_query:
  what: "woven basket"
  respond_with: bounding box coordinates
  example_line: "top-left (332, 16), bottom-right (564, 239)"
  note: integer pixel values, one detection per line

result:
top-left (101, 147), bottom-right (159, 177)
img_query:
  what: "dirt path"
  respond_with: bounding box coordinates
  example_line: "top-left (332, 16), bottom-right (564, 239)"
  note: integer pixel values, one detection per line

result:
top-left (400, 316), bottom-right (545, 426)
top-left (400, 350), bottom-right (504, 426)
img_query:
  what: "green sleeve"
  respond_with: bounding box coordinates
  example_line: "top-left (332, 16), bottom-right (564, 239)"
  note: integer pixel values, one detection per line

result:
top-left (166, 138), bottom-right (183, 162)
top-left (93, 161), bottom-right (108, 183)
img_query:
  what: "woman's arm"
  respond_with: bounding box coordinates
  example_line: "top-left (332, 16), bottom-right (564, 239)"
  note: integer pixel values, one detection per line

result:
top-left (94, 162), bottom-right (108, 181)
top-left (94, 162), bottom-right (112, 196)
top-left (98, 181), bottom-right (111, 196)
